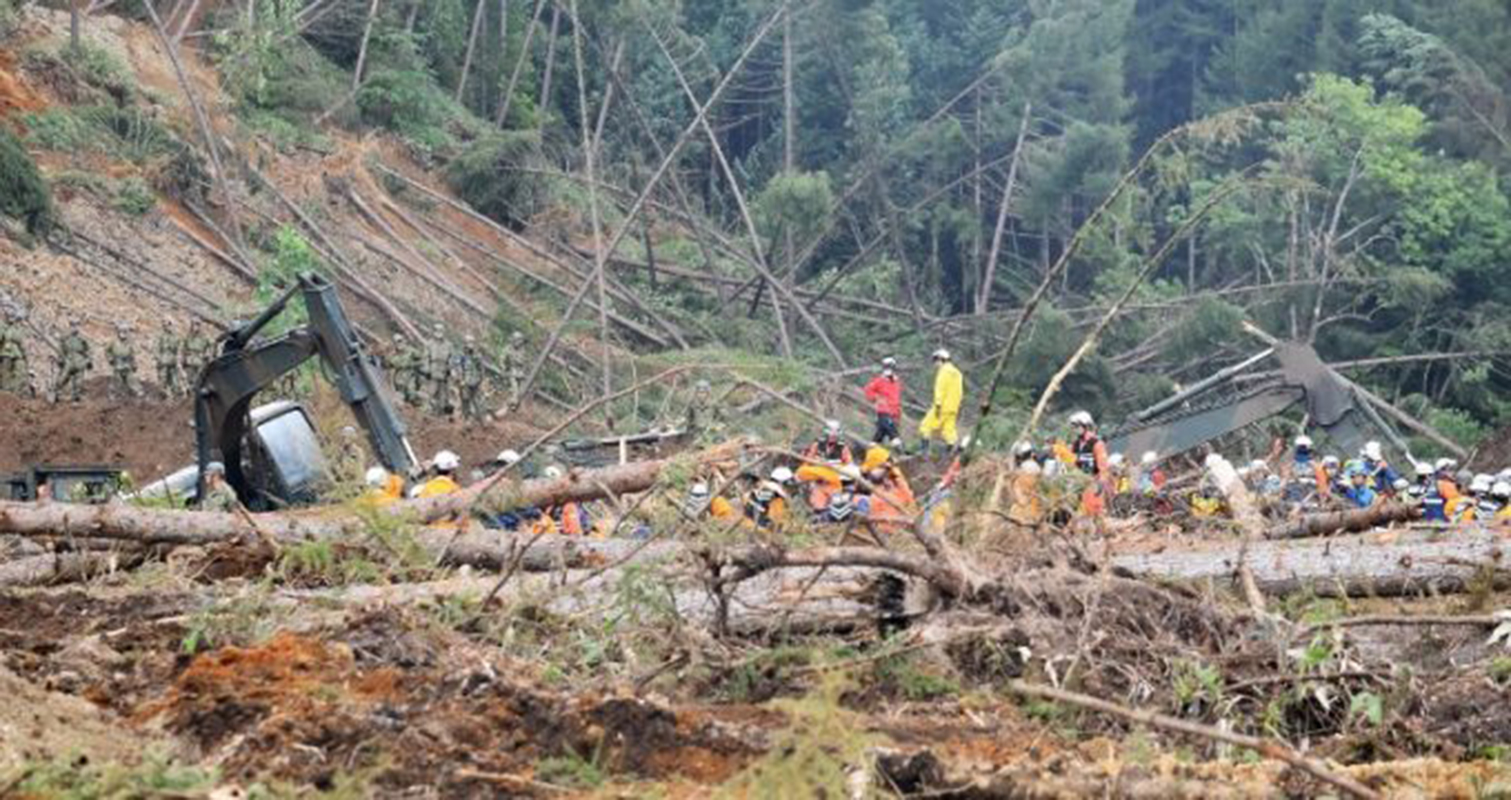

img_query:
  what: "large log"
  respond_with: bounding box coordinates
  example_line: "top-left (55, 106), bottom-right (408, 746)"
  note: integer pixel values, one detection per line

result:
top-left (1114, 528), bottom-right (1511, 597)
top-left (1268, 502), bottom-right (1419, 540)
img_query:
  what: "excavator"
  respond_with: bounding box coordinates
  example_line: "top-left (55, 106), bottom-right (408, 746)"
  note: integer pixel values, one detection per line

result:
top-left (141, 273), bottom-right (417, 510)
top-left (1105, 340), bottom-right (1425, 465)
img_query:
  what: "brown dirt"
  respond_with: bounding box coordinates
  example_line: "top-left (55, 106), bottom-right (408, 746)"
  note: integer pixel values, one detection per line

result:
top-left (0, 50), bottom-right (45, 119)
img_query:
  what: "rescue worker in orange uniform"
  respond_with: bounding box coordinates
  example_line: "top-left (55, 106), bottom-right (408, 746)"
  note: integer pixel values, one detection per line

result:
top-left (1068, 411), bottom-right (1110, 516)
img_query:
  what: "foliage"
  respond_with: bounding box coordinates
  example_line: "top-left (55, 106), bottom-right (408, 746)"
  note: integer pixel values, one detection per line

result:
top-left (110, 176), bottom-right (156, 216)
top-left (716, 673), bottom-right (879, 798)
top-left (535, 750), bottom-right (606, 790)
top-left (0, 128), bottom-right (53, 235)
top-left (442, 130), bottom-right (544, 226)
top-left (22, 105), bottom-right (180, 165)
top-left (10, 751), bottom-right (218, 797)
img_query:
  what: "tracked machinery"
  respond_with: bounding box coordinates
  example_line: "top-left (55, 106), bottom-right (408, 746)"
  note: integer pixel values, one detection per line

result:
top-left (1105, 341), bottom-right (1421, 465)
top-left (140, 273), bottom-right (418, 510)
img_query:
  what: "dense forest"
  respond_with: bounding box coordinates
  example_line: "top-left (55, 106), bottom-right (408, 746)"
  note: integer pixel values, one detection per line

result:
top-left (11, 0), bottom-right (1511, 450)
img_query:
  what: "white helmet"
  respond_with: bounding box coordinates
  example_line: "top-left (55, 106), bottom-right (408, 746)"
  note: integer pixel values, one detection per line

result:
top-left (1322, 455), bottom-right (1341, 469)
top-left (496, 449), bottom-right (522, 465)
top-left (1068, 410), bottom-right (1095, 429)
top-left (433, 450), bottom-right (461, 472)
top-left (771, 467), bottom-right (795, 484)
top-left (364, 466), bottom-right (389, 487)
top-left (1294, 435), bottom-right (1313, 449)
top-left (1436, 458), bottom-right (1458, 473)
top-left (690, 482), bottom-right (710, 497)
top-left (1392, 478), bottom-right (1410, 492)
top-left (838, 465), bottom-right (863, 484)
top-left (543, 465), bottom-right (565, 480)
top-left (1498, 468), bottom-right (1511, 483)
top-left (1250, 459), bottom-right (1269, 473)
top-left (1412, 461), bottom-right (1434, 478)
top-left (204, 461), bottom-right (226, 477)
top-left (881, 357), bottom-right (897, 369)
top-left (1013, 441), bottom-right (1035, 458)
top-left (1141, 451), bottom-right (1158, 465)
top-left (824, 419), bottom-right (842, 436)
top-left (932, 348), bottom-right (951, 361)
top-left (1495, 481), bottom-right (1511, 500)
top-left (1108, 453), bottom-right (1125, 467)
top-left (1471, 473), bottom-right (1494, 494)
top-left (1362, 441), bottom-right (1384, 461)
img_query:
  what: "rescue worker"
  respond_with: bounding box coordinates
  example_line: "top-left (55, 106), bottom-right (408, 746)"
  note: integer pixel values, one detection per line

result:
top-left (918, 349), bottom-right (963, 455)
top-left (154, 324), bottom-right (181, 397)
top-left (0, 312), bottom-right (26, 394)
top-left (333, 426), bottom-right (365, 486)
top-left (388, 333), bottom-right (418, 406)
top-left (414, 450), bottom-right (463, 498)
top-left (181, 320), bottom-right (212, 380)
top-left (863, 357), bottom-right (903, 447)
top-left (456, 335), bottom-right (485, 420)
top-left (499, 330), bottom-right (526, 407)
top-left (823, 465), bottom-right (869, 526)
top-left (1008, 442), bottom-right (1043, 526)
top-left (1343, 460), bottom-right (1377, 509)
top-left (1461, 473), bottom-right (1494, 522)
top-left (1190, 480), bottom-right (1225, 518)
top-left (684, 481), bottom-right (737, 522)
top-left (533, 465), bottom-right (589, 536)
top-left (1405, 462), bottom-right (1433, 507)
top-left (1135, 451), bottom-right (1172, 515)
top-left (53, 318), bottom-right (92, 403)
top-left (1284, 436), bottom-right (1327, 503)
top-left (743, 479), bottom-right (788, 530)
top-left (1320, 455), bottom-right (1345, 498)
top-left (1107, 453), bottom-right (1131, 495)
top-left (771, 466), bottom-right (798, 497)
top-left (426, 323), bottom-right (453, 416)
top-left (805, 420), bottom-right (854, 465)
top-left (1493, 482), bottom-right (1511, 525)
top-left (1068, 410), bottom-right (1110, 516)
top-left (362, 467), bottom-right (405, 506)
top-left (199, 462), bottom-right (240, 512)
top-left (1477, 478), bottom-right (1507, 521)
top-left (1248, 460), bottom-right (1281, 498)
top-left (685, 379), bottom-right (725, 439)
top-left (105, 324), bottom-right (138, 398)
top-left (1360, 441), bottom-right (1401, 496)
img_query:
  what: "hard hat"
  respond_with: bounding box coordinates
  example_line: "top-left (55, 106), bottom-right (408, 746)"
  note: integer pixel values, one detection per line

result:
top-left (1294, 435), bottom-right (1313, 449)
top-left (960, 435), bottom-right (972, 449)
top-left (1108, 453), bottom-right (1125, 467)
top-left (341, 425), bottom-right (357, 437)
top-left (1413, 461), bottom-right (1434, 477)
top-left (838, 465), bottom-right (863, 484)
top-left (1392, 478), bottom-right (1410, 492)
top-left (1069, 410), bottom-right (1095, 428)
top-left (1472, 474), bottom-right (1494, 494)
top-left (1362, 441), bottom-right (1384, 461)
top-left (1141, 451), bottom-right (1158, 465)
top-left (1250, 459), bottom-right (1269, 472)
top-left (510, 331), bottom-right (524, 340)
top-left (432, 321), bottom-right (445, 331)
top-left (496, 449), bottom-right (521, 465)
top-left (695, 379), bottom-right (711, 391)
top-left (754, 483), bottom-right (777, 503)
top-left (393, 332), bottom-right (405, 341)
top-left (771, 466), bottom-right (795, 484)
top-left (1013, 441), bottom-right (1035, 457)
top-left (365, 466), bottom-right (389, 487)
top-left (1435, 458), bottom-right (1458, 473)
top-left (1322, 455), bottom-right (1340, 468)
top-left (932, 348), bottom-right (951, 361)
top-left (543, 465), bottom-right (565, 480)
top-left (824, 419), bottom-right (842, 436)
top-left (204, 461), bottom-right (226, 476)
top-left (690, 482), bottom-right (710, 497)
top-left (433, 450), bottom-right (461, 472)
top-left (464, 334), bottom-right (476, 344)
top-left (881, 357), bottom-right (897, 369)
top-left (1498, 468), bottom-right (1511, 483)
top-left (1495, 481), bottom-right (1511, 500)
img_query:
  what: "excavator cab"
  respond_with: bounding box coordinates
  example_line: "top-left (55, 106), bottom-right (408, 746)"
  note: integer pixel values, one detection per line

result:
top-left (240, 401), bottom-right (330, 507)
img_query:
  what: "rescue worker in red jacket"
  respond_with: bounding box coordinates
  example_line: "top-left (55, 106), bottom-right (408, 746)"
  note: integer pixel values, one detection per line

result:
top-left (863, 357), bottom-right (903, 447)
top-left (1069, 410), bottom-right (1111, 516)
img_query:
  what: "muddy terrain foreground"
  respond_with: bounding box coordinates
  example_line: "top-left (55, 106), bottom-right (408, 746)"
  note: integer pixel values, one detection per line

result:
top-left (4, 456), bottom-right (1511, 797)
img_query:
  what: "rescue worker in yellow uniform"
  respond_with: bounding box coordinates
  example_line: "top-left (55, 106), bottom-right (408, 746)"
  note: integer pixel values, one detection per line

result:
top-left (918, 348), bottom-right (963, 456)
top-left (362, 467), bottom-right (406, 506)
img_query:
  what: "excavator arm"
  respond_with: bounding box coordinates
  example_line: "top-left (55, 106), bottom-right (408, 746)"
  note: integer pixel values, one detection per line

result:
top-left (1106, 342), bottom-right (1387, 462)
top-left (193, 273), bottom-right (416, 504)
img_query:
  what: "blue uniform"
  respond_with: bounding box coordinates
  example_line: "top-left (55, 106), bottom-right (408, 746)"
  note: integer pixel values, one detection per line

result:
top-left (1421, 486), bottom-right (1448, 521)
top-left (1364, 459), bottom-right (1400, 494)
top-left (1345, 484), bottom-right (1377, 508)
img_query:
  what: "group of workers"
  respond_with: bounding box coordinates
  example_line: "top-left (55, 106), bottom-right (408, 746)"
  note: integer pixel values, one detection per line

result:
top-left (385, 328), bottom-right (526, 420)
top-left (0, 314), bottom-right (221, 402)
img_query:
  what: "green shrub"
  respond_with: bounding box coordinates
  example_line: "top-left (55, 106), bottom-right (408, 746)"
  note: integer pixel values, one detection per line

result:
top-left (443, 130), bottom-right (544, 227)
top-left (22, 106), bottom-right (178, 164)
top-left (0, 128), bottom-right (53, 234)
top-left (111, 176), bottom-right (156, 215)
top-left (63, 42), bottom-right (134, 98)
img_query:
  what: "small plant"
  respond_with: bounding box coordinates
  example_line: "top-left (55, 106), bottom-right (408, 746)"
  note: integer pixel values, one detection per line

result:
top-left (535, 748), bottom-right (606, 790)
top-left (0, 128), bottom-right (54, 235)
top-left (62, 42), bottom-right (134, 98)
top-left (1171, 659), bottom-right (1224, 713)
top-left (1488, 656), bottom-right (1511, 685)
top-left (111, 176), bottom-right (156, 216)
top-left (1349, 691), bottom-right (1385, 727)
top-left (11, 750), bottom-right (217, 795)
top-left (873, 651), bottom-right (961, 701)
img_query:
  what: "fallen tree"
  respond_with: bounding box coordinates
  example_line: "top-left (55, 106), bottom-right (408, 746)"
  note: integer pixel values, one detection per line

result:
top-left (1268, 501), bottom-right (1418, 540)
top-left (1114, 527), bottom-right (1510, 597)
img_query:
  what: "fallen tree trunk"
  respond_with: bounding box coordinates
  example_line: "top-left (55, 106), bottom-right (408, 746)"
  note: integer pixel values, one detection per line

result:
top-left (1114, 528), bottom-right (1511, 597)
top-left (1268, 502), bottom-right (1418, 540)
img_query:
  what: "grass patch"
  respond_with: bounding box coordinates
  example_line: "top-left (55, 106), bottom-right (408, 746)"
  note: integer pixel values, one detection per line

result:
top-left (0, 128), bottom-right (53, 235)
top-left (7, 750), bottom-right (217, 796)
top-left (22, 105), bottom-right (180, 164)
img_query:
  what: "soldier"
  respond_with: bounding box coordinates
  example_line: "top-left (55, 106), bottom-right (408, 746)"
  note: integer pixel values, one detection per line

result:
top-left (456, 335), bottom-right (485, 420)
top-left (499, 330), bottom-right (526, 407)
top-left (391, 332), bottom-right (423, 406)
top-left (181, 320), bottom-right (210, 384)
top-left (105, 323), bottom-right (139, 398)
top-left (0, 312), bottom-right (27, 394)
top-left (53, 318), bottom-right (92, 403)
top-left (685, 379), bottom-right (725, 440)
top-left (427, 322), bottom-right (453, 416)
top-left (333, 425), bottom-right (365, 487)
top-left (155, 323), bottom-right (181, 397)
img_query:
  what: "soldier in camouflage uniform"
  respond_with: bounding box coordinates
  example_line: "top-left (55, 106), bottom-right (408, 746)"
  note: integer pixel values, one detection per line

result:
top-left (499, 330), bottom-right (526, 407)
top-left (181, 320), bottom-right (211, 385)
top-left (684, 379), bottom-right (725, 441)
top-left (0, 313), bottom-right (27, 394)
top-left (105, 323), bottom-right (139, 398)
top-left (53, 318), bottom-right (92, 403)
top-left (155, 324), bottom-right (181, 397)
top-left (389, 332), bottom-right (421, 406)
top-left (426, 322), bottom-right (453, 417)
top-left (456, 335), bottom-right (485, 420)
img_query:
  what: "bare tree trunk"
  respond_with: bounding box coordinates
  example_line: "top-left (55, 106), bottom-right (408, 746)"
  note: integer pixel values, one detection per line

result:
top-left (566, 0), bottom-right (612, 421)
top-left (976, 102), bottom-right (1031, 315)
top-left (352, 0), bottom-right (382, 92)
top-left (455, 0), bottom-right (487, 103)
top-left (494, 0), bottom-right (508, 118)
top-left (591, 39), bottom-right (624, 157)
top-left (496, 0), bottom-right (544, 127)
top-left (69, 0), bottom-right (82, 56)
top-left (537, 5), bottom-right (560, 132)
